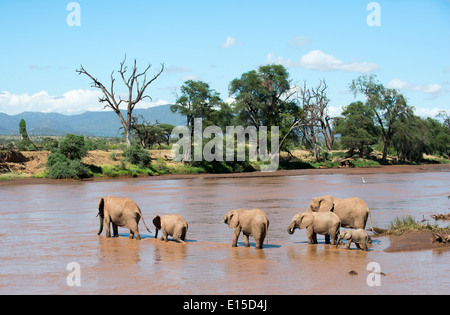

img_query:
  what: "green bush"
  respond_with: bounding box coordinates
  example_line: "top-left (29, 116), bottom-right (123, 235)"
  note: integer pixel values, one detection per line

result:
top-left (59, 134), bottom-right (87, 160)
top-left (46, 150), bottom-right (91, 179)
top-left (46, 152), bottom-right (69, 167)
top-left (122, 144), bottom-right (151, 167)
top-left (46, 159), bottom-right (91, 179)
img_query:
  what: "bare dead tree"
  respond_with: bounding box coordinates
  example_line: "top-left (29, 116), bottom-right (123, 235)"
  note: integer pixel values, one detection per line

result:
top-left (310, 80), bottom-right (335, 152)
top-left (297, 79), bottom-right (336, 161)
top-left (76, 56), bottom-right (164, 148)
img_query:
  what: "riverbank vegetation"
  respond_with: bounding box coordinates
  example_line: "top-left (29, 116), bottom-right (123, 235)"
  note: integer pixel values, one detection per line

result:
top-left (375, 215), bottom-right (450, 237)
top-left (1, 65), bottom-right (449, 180)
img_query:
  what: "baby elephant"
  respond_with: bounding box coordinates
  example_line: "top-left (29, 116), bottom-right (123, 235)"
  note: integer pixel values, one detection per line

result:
top-left (336, 229), bottom-right (372, 251)
top-left (287, 211), bottom-right (341, 245)
top-left (153, 214), bottom-right (188, 243)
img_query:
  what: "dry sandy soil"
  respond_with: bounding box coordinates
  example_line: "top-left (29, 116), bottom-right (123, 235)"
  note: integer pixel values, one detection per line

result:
top-left (384, 231), bottom-right (450, 252)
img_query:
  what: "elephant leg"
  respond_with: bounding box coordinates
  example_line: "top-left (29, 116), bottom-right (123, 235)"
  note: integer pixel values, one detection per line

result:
top-left (172, 229), bottom-right (183, 243)
top-left (330, 229), bottom-right (338, 245)
top-left (180, 228), bottom-right (187, 242)
top-left (129, 223), bottom-right (141, 240)
top-left (356, 243), bottom-right (362, 250)
top-left (173, 236), bottom-right (185, 243)
top-left (324, 234), bottom-right (331, 244)
top-left (112, 223), bottom-right (119, 238)
top-left (162, 230), bottom-right (169, 242)
top-left (346, 239), bottom-right (352, 249)
top-left (362, 243), bottom-right (368, 251)
top-left (232, 228), bottom-right (241, 247)
top-left (105, 217), bottom-right (111, 238)
top-left (255, 234), bottom-right (264, 249)
top-left (306, 228), bottom-right (315, 244)
top-left (243, 233), bottom-right (250, 247)
top-left (312, 232), bottom-right (318, 244)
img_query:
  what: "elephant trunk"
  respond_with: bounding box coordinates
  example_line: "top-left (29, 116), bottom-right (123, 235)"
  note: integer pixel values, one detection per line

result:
top-left (336, 235), bottom-right (342, 248)
top-left (287, 221), bottom-right (296, 235)
top-left (97, 197), bottom-right (105, 236)
top-left (97, 215), bottom-right (104, 235)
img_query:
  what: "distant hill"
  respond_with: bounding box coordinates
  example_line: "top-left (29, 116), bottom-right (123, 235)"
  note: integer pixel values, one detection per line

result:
top-left (0, 105), bottom-right (185, 137)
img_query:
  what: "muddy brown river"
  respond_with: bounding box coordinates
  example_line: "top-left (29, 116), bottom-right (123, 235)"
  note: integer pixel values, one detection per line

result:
top-left (1, 168), bottom-right (449, 295)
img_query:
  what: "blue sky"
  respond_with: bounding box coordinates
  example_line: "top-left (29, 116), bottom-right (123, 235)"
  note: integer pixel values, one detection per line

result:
top-left (0, 0), bottom-right (449, 118)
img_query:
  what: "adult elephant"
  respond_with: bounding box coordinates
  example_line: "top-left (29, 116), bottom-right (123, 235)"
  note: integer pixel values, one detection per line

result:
top-left (97, 196), bottom-right (152, 240)
top-left (307, 195), bottom-right (375, 232)
top-left (222, 208), bottom-right (269, 249)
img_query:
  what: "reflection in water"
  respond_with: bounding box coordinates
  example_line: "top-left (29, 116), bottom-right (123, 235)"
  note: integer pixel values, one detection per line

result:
top-left (0, 170), bottom-right (449, 294)
top-left (97, 238), bottom-right (142, 265)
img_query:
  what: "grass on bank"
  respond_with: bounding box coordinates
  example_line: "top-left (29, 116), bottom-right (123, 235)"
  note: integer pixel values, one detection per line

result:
top-left (376, 216), bottom-right (450, 236)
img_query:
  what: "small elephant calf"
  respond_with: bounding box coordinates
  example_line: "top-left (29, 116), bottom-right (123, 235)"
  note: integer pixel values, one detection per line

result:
top-left (336, 229), bottom-right (372, 251)
top-left (153, 214), bottom-right (188, 243)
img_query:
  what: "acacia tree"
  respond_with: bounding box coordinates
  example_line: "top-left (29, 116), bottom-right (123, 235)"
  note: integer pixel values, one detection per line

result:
top-left (229, 64), bottom-right (300, 152)
top-left (171, 80), bottom-right (223, 135)
top-left (77, 57), bottom-right (164, 148)
top-left (350, 75), bottom-right (412, 162)
top-left (335, 101), bottom-right (380, 157)
top-left (229, 64), bottom-right (298, 129)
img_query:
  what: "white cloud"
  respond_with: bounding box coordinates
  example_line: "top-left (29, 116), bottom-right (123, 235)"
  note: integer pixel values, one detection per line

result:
top-left (387, 78), bottom-right (443, 94)
top-left (221, 36), bottom-right (238, 49)
top-left (0, 89), bottom-right (169, 115)
top-left (413, 107), bottom-right (448, 118)
top-left (181, 74), bottom-right (199, 82)
top-left (266, 50), bottom-right (379, 73)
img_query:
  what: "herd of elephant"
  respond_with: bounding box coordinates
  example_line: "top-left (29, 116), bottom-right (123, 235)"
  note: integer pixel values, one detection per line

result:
top-left (97, 195), bottom-right (375, 251)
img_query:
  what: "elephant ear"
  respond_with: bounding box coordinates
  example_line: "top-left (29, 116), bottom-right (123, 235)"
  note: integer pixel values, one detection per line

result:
top-left (299, 213), bottom-right (314, 229)
top-left (97, 198), bottom-right (105, 217)
top-left (153, 215), bottom-right (162, 230)
top-left (228, 210), bottom-right (240, 228)
top-left (318, 195), bottom-right (334, 212)
top-left (343, 230), bottom-right (353, 240)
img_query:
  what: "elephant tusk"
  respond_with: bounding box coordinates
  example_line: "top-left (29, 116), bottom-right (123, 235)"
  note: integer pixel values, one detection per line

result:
top-left (220, 220), bottom-right (225, 223)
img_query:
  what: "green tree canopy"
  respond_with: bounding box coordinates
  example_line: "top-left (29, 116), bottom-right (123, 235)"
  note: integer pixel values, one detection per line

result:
top-left (229, 64), bottom-right (299, 129)
top-left (392, 115), bottom-right (431, 162)
top-left (59, 134), bottom-right (87, 160)
top-left (335, 101), bottom-right (380, 157)
top-left (171, 80), bottom-right (223, 134)
top-left (350, 75), bottom-right (413, 162)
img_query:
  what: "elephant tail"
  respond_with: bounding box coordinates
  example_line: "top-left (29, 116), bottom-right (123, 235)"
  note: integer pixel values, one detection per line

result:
top-left (139, 210), bottom-right (152, 235)
top-left (367, 209), bottom-right (377, 235)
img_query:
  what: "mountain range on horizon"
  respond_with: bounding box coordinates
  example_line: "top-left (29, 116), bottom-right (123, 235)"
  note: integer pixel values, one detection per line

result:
top-left (0, 105), bottom-right (186, 137)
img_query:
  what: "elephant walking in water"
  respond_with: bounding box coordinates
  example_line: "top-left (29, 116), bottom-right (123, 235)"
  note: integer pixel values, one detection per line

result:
top-left (222, 209), bottom-right (269, 249)
top-left (287, 211), bottom-right (341, 245)
top-left (307, 195), bottom-right (375, 232)
top-left (336, 229), bottom-right (372, 251)
top-left (97, 196), bottom-right (152, 240)
top-left (153, 214), bottom-right (188, 243)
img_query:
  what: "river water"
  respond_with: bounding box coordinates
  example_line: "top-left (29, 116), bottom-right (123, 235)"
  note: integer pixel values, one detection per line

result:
top-left (0, 169), bottom-right (449, 295)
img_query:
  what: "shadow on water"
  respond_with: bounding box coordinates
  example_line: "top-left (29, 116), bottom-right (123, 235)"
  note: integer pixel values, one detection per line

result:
top-left (117, 233), bottom-right (197, 243)
top-left (235, 242), bottom-right (282, 249)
